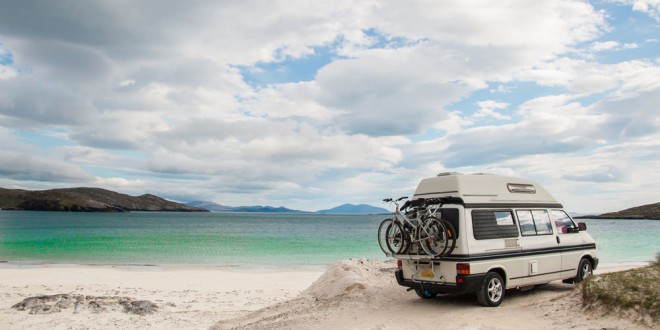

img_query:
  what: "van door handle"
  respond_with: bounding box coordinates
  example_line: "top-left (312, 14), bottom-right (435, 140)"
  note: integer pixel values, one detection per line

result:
top-left (556, 236), bottom-right (560, 244)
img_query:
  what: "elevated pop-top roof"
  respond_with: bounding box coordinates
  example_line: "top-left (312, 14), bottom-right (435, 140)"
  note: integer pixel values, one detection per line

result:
top-left (413, 173), bottom-right (561, 207)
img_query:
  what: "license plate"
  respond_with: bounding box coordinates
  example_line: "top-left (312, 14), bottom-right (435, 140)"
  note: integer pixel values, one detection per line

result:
top-left (420, 267), bottom-right (434, 278)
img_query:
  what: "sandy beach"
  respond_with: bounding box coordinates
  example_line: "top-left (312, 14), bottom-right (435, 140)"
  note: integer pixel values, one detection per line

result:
top-left (0, 260), bottom-right (654, 330)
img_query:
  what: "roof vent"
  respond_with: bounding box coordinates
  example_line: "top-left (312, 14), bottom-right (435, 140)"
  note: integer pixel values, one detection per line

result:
top-left (437, 172), bottom-right (462, 176)
top-left (507, 183), bottom-right (536, 194)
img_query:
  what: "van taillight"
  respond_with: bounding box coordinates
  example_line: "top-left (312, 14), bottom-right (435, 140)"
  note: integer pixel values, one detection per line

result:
top-left (456, 263), bottom-right (470, 275)
top-left (396, 260), bottom-right (402, 270)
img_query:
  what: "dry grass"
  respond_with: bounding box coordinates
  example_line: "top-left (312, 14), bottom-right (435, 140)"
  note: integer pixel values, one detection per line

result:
top-left (582, 254), bottom-right (660, 325)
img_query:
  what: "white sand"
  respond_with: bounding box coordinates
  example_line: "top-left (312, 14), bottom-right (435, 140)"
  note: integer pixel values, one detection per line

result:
top-left (0, 263), bottom-right (323, 329)
top-left (0, 261), bottom-right (654, 330)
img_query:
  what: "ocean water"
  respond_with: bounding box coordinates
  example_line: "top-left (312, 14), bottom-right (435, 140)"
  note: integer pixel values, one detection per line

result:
top-left (0, 211), bottom-right (657, 268)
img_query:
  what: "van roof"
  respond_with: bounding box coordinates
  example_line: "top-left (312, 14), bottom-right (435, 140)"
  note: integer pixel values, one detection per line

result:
top-left (413, 173), bottom-right (561, 208)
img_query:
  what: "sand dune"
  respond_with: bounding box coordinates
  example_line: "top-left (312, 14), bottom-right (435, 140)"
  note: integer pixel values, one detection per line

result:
top-left (211, 259), bottom-right (651, 330)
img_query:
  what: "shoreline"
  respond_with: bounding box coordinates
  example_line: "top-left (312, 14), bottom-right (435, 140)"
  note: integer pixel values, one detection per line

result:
top-left (0, 258), bottom-right (648, 271)
top-left (0, 260), bottom-right (331, 272)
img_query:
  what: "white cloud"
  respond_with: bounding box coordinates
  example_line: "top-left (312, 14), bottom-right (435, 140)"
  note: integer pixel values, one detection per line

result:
top-left (591, 41), bottom-right (620, 52)
top-left (95, 177), bottom-right (146, 188)
top-left (473, 101), bottom-right (511, 121)
top-left (0, 150), bottom-right (94, 183)
top-left (631, 0), bottom-right (660, 21)
top-left (0, 66), bottom-right (16, 80)
top-left (0, 0), bottom-right (657, 213)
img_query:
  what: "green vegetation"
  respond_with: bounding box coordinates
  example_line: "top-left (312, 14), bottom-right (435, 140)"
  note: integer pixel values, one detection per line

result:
top-left (582, 253), bottom-right (660, 323)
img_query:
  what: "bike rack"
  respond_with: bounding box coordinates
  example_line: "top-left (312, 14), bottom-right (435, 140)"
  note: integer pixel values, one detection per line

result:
top-left (409, 259), bottom-right (445, 284)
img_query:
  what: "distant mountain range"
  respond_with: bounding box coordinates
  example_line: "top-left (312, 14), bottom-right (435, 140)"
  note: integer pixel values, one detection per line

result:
top-left (6, 186), bottom-right (654, 218)
top-left (10, 187), bottom-right (655, 218)
top-left (0, 187), bottom-right (207, 212)
top-left (0, 186), bottom-right (390, 214)
top-left (576, 201), bottom-right (660, 220)
top-left (186, 201), bottom-right (389, 214)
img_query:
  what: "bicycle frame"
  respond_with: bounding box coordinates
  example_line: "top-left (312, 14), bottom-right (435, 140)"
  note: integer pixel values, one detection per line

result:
top-left (386, 198), bottom-right (439, 250)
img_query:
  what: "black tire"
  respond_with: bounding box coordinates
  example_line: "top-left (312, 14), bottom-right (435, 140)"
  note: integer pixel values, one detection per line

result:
top-left (377, 219), bottom-right (393, 254)
top-left (439, 218), bottom-right (457, 256)
top-left (385, 222), bottom-right (408, 254)
top-left (574, 258), bottom-right (593, 283)
top-left (476, 272), bottom-right (505, 307)
top-left (415, 288), bottom-right (437, 299)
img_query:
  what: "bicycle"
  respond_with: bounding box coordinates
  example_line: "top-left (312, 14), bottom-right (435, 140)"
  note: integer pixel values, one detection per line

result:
top-left (377, 197), bottom-right (457, 257)
top-left (417, 197), bottom-right (457, 256)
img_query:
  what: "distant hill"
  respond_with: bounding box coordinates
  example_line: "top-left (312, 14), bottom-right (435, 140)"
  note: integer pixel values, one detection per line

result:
top-left (234, 205), bottom-right (308, 213)
top-left (0, 187), bottom-right (208, 212)
top-left (187, 201), bottom-right (389, 214)
top-left (186, 201), bottom-right (236, 212)
top-left (316, 203), bottom-right (389, 214)
top-left (577, 202), bottom-right (660, 220)
top-left (186, 201), bottom-right (306, 213)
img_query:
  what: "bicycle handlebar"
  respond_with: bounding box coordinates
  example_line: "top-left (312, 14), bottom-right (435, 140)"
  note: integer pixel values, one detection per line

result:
top-left (382, 196), bottom-right (408, 203)
top-left (382, 196), bottom-right (453, 212)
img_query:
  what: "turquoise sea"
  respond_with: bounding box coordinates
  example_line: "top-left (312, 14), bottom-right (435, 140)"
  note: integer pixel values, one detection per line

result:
top-left (0, 211), bottom-right (658, 268)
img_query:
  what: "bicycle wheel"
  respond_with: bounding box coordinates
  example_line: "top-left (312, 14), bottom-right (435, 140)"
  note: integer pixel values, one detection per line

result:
top-left (377, 218), bottom-right (393, 254)
top-left (419, 218), bottom-right (448, 256)
top-left (439, 218), bottom-right (457, 256)
top-left (385, 222), bottom-right (408, 254)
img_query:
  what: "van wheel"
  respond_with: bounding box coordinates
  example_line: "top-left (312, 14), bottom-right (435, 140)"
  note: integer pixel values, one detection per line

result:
top-left (415, 288), bottom-right (437, 299)
top-left (574, 259), bottom-right (593, 283)
top-left (476, 272), bottom-right (504, 307)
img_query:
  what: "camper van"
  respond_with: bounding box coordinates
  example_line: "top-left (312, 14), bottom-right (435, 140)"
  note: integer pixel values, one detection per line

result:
top-left (390, 173), bottom-right (598, 306)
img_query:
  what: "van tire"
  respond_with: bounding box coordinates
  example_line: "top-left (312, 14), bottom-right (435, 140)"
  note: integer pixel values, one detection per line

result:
top-left (574, 258), bottom-right (593, 283)
top-left (415, 288), bottom-right (437, 299)
top-left (476, 272), bottom-right (504, 307)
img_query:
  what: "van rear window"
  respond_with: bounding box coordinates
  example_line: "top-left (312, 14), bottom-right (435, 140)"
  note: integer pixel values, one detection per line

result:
top-left (438, 208), bottom-right (459, 238)
top-left (472, 210), bottom-right (519, 240)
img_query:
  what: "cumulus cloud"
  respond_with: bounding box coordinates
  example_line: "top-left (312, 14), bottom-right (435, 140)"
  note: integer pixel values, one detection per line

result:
top-left (473, 101), bottom-right (511, 121)
top-left (628, 0), bottom-right (660, 21)
top-left (0, 151), bottom-right (94, 183)
top-left (588, 41), bottom-right (638, 52)
top-left (0, 0), bottom-right (657, 212)
top-left (563, 165), bottom-right (624, 182)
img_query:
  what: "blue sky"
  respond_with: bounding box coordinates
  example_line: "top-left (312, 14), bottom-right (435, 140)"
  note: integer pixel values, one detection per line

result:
top-left (0, 0), bottom-right (659, 213)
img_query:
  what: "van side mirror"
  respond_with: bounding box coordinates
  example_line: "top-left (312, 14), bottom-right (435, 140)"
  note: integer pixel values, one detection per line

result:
top-left (578, 222), bottom-right (587, 231)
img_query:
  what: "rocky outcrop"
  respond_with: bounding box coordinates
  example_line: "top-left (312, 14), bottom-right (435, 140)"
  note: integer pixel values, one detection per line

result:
top-left (12, 294), bottom-right (161, 315)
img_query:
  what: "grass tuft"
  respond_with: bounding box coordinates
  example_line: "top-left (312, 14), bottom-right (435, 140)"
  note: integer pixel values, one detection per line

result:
top-left (582, 259), bottom-right (659, 324)
top-left (652, 253), bottom-right (660, 267)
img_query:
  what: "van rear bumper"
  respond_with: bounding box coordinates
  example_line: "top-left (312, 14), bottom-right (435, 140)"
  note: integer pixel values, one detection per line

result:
top-left (395, 270), bottom-right (485, 294)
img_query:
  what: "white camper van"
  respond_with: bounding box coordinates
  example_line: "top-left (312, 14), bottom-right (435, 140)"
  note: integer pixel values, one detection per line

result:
top-left (386, 173), bottom-right (598, 307)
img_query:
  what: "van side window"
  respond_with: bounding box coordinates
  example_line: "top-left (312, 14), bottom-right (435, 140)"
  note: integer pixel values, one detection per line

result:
top-left (533, 210), bottom-right (553, 235)
top-left (551, 210), bottom-right (578, 234)
top-left (516, 210), bottom-right (553, 236)
top-left (472, 210), bottom-right (519, 240)
top-left (517, 210), bottom-right (536, 236)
